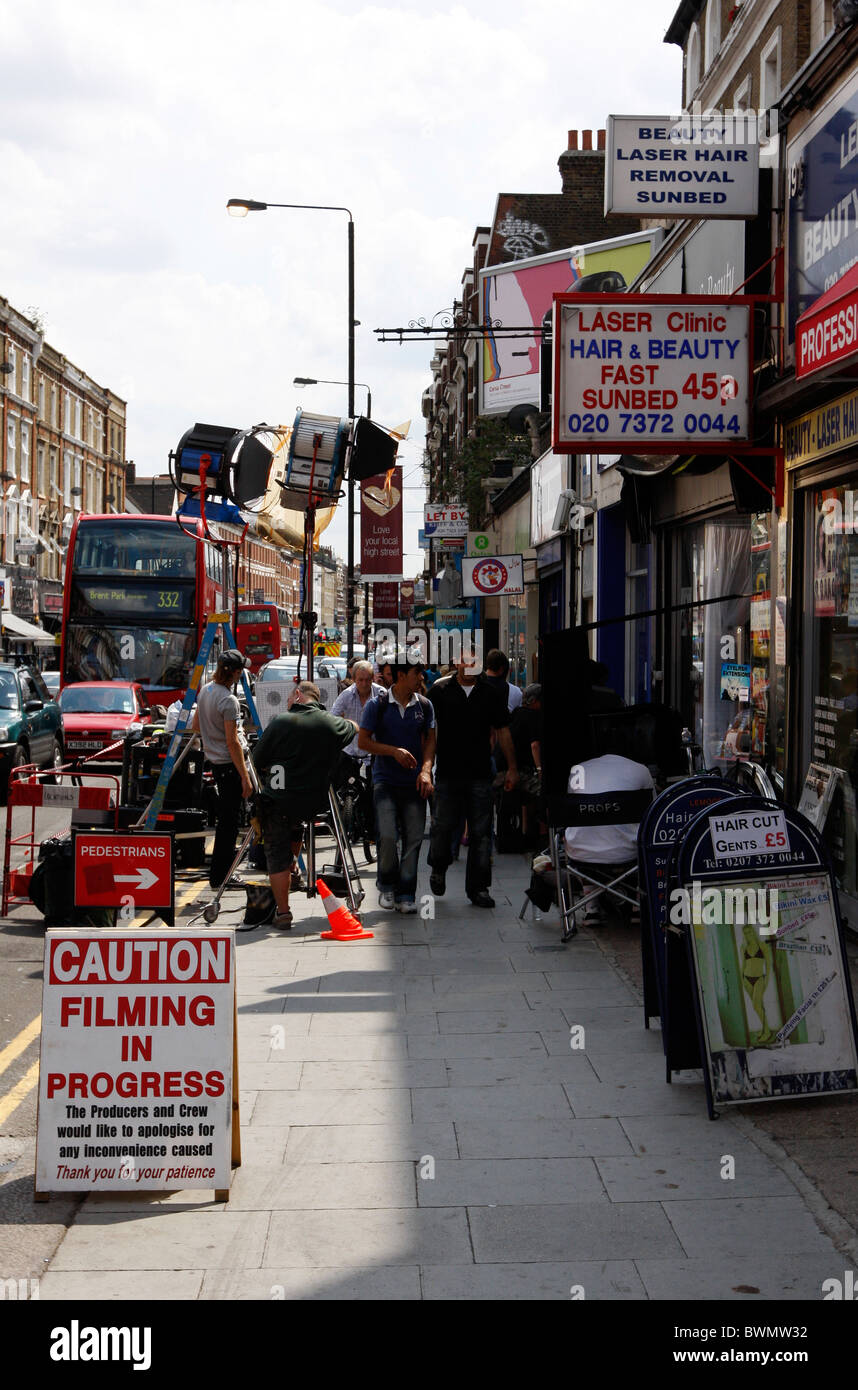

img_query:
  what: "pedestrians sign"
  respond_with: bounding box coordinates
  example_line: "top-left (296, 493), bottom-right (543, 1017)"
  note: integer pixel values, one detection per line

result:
top-left (74, 833), bottom-right (173, 911)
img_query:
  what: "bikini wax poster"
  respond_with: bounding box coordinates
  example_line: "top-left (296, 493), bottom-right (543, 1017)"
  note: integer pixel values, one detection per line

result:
top-left (689, 875), bottom-right (858, 1105)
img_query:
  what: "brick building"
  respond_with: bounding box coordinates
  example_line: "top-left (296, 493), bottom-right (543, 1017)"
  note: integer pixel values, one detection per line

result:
top-left (0, 297), bottom-right (127, 649)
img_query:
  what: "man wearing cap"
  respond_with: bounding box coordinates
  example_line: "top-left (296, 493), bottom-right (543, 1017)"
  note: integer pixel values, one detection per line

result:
top-left (194, 649), bottom-right (254, 891)
top-left (252, 681), bottom-right (358, 928)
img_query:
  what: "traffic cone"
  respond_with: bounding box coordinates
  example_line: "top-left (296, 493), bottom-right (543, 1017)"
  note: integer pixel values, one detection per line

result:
top-left (317, 877), bottom-right (373, 941)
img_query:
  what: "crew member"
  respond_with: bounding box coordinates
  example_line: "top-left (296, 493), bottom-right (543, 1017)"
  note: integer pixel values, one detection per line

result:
top-left (194, 649), bottom-right (253, 891)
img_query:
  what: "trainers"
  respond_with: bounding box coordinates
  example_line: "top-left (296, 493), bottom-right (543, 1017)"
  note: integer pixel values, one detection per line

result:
top-left (397, 900), bottom-right (417, 914)
top-left (272, 909), bottom-right (293, 930)
top-left (429, 873), bottom-right (446, 897)
top-left (378, 889), bottom-right (395, 910)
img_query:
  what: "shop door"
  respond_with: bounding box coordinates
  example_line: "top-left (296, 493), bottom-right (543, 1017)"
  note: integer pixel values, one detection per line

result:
top-left (539, 568), bottom-right (564, 636)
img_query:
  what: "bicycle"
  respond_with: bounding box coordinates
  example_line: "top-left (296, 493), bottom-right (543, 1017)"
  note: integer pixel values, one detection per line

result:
top-left (334, 755), bottom-right (376, 865)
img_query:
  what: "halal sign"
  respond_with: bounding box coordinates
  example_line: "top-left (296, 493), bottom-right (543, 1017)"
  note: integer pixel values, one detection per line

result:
top-left (463, 554), bottom-right (524, 598)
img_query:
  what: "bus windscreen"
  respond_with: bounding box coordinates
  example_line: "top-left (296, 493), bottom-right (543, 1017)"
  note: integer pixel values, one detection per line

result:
top-left (72, 520), bottom-right (197, 577)
top-left (63, 626), bottom-right (197, 691)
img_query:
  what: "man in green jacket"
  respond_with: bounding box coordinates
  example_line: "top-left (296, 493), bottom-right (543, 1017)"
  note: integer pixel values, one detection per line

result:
top-left (252, 680), bottom-right (357, 928)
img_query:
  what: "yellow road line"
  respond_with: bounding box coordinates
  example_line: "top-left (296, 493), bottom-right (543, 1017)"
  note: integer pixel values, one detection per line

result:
top-left (0, 1058), bottom-right (40, 1126)
top-left (0, 1013), bottom-right (41, 1081)
top-left (131, 877), bottom-right (209, 927)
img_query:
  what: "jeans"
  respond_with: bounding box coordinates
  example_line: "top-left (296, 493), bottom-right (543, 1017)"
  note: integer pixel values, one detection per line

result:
top-left (373, 782), bottom-right (427, 903)
top-left (429, 778), bottom-right (493, 898)
top-left (210, 762), bottom-right (242, 889)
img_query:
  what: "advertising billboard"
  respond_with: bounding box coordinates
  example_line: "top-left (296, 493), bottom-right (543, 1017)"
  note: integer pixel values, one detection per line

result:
top-left (479, 230), bottom-right (661, 417)
top-left (553, 294), bottom-right (752, 453)
top-left (605, 116), bottom-right (760, 219)
top-left (787, 67), bottom-right (858, 348)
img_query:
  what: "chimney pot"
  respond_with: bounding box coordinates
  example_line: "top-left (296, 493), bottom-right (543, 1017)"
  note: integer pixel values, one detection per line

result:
top-left (597, 128), bottom-right (606, 150)
top-left (568, 130), bottom-right (578, 150)
top-left (582, 130), bottom-right (593, 151)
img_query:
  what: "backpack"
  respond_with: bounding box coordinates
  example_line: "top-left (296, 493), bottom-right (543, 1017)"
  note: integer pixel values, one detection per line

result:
top-left (370, 688), bottom-right (433, 766)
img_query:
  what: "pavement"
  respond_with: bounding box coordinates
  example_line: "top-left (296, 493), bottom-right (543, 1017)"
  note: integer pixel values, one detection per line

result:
top-left (4, 849), bottom-right (858, 1302)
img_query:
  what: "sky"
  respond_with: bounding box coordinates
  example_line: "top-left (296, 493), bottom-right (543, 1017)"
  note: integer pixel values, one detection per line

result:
top-left (0, 0), bottom-right (682, 577)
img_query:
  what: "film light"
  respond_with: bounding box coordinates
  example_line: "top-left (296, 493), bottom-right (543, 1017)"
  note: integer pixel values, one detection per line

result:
top-left (282, 410), bottom-right (349, 507)
top-left (172, 423), bottom-right (240, 497)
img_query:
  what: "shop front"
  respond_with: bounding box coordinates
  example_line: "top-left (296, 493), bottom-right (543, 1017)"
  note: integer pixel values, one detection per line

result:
top-left (785, 388), bottom-right (858, 911)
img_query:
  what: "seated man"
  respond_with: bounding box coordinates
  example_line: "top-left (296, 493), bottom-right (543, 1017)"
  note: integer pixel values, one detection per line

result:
top-left (564, 750), bottom-right (654, 924)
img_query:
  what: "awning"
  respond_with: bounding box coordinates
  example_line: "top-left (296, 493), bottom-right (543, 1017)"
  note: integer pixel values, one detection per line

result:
top-left (796, 263), bottom-right (858, 380)
top-left (1, 612), bottom-right (56, 643)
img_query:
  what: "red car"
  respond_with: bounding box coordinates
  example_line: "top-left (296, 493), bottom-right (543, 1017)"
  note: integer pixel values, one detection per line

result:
top-left (58, 682), bottom-right (153, 761)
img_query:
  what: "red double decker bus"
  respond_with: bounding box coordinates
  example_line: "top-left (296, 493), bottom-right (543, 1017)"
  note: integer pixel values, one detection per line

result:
top-left (61, 514), bottom-right (226, 706)
top-left (235, 603), bottom-right (293, 675)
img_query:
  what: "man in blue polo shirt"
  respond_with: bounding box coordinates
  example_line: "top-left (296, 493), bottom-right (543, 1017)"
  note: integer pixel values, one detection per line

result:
top-left (358, 655), bottom-right (436, 913)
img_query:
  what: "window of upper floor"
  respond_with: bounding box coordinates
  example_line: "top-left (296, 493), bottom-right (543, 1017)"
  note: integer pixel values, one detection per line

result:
top-left (760, 28), bottom-right (782, 117)
top-left (810, 0), bottom-right (834, 51)
top-left (687, 23), bottom-right (702, 98)
top-left (704, 0), bottom-right (722, 72)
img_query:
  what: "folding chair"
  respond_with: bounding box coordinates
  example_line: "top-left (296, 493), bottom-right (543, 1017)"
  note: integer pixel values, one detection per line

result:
top-left (544, 790), bottom-right (654, 944)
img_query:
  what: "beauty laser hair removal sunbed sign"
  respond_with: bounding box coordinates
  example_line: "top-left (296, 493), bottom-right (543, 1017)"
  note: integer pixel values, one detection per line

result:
top-left (35, 929), bottom-right (237, 1198)
top-left (553, 294), bottom-right (752, 454)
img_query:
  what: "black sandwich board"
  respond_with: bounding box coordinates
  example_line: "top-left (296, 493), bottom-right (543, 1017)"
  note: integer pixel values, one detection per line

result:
top-left (638, 776), bottom-right (740, 1045)
top-left (674, 795), bottom-right (858, 1119)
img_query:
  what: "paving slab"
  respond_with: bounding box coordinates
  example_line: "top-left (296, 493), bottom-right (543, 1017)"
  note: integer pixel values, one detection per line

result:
top-left (201, 1266), bottom-right (422, 1300)
top-left (252, 1088), bottom-right (413, 1127)
top-left (406, 1032), bottom-right (547, 1059)
top-left (422, 1260), bottom-right (645, 1300)
top-left (285, 1123), bottom-right (458, 1164)
top-left (617, 1114), bottom-right (760, 1158)
top-left (227, 1160), bottom-right (417, 1209)
top-left (436, 1008), bottom-right (569, 1034)
top-left (635, 1255), bottom-right (858, 1302)
top-left (412, 1083), bottom-right (572, 1124)
top-left (455, 1116), bottom-right (634, 1160)
top-left (39, 1270), bottom-right (205, 1300)
top-left (564, 1080), bottom-right (707, 1118)
top-left (594, 1152), bottom-right (797, 1202)
top-left (416, 1157), bottom-right (607, 1206)
top-left (49, 1210), bottom-right (270, 1272)
top-left (662, 1196), bottom-right (837, 1259)
top-left (299, 1059), bottom-right (448, 1089)
top-left (443, 1055), bottom-right (599, 1087)
top-left (264, 1207), bottom-right (473, 1267)
top-left (468, 1201), bottom-right (683, 1263)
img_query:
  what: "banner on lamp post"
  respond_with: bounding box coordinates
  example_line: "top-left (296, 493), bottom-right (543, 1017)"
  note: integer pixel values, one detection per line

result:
top-left (360, 469), bottom-right (403, 582)
top-left (372, 582), bottom-right (399, 620)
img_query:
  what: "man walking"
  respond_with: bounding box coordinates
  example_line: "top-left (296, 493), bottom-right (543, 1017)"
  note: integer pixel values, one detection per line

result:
top-left (194, 649), bottom-right (254, 890)
top-left (252, 681), bottom-right (357, 928)
top-left (428, 656), bottom-right (518, 908)
top-left (484, 649), bottom-right (523, 711)
top-left (331, 659), bottom-right (384, 774)
top-left (358, 656), bottom-right (435, 914)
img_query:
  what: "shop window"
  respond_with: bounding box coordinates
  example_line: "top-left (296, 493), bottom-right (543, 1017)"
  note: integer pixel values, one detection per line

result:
top-left (801, 480), bottom-right (858, 902)
top-left (672, 516), bottom-right (769, 767)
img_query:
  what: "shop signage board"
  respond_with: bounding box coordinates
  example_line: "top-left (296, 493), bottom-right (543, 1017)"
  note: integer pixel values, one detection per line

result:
top-left (462, 554), bottom-right (524, 598)
top-left (35, 929), bottom-right (237, 1195)
top-left (637, 777), bottom-right (739, 1046)
top-left (73, 833), bottom-right (173, 912)
top-left (795, 265), bottom-right (858, 379)
top-left (424, 504), bottom-right (468, 538)
top-left (553, 294), bottom-right (753, 454)
top-left (675, 795), bottom-right (858, 1117)
top-left (467, 531), bottom-right (496, 556)
top-left (605, 115), bottom-right (760, 219)
top-left (784, 387), bottom-right (858, 469)
top-left (786, 66), bottom-right (858, 345)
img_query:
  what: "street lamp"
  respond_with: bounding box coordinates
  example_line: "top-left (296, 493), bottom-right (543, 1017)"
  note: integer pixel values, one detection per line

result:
top-left (293, 377), bottom-right (371, 420)
top-left (227, 196), bottom-right (358, 660)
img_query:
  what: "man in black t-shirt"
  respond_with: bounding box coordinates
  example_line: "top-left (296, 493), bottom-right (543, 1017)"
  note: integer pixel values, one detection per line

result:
top-left (428, 657), bottom-right (518, 908)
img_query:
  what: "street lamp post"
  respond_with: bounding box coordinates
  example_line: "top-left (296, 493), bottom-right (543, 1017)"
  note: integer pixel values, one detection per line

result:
top-left (293, 377), bottom-right (371, 420)
top-left (227, 197), bottom-right (357, 660)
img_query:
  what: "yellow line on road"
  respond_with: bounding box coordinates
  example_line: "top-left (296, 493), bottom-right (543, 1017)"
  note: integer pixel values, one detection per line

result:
top-left (131, 877), bottom-right (210, 927)
top-left (0, 1013), bottom-right (41, 1081)
top-left (0, 1058), bottom-right (40, 1126)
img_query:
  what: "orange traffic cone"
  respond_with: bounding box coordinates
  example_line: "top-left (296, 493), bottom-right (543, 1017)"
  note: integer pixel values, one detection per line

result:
top-left (317, 878), bottom-right (373, 941)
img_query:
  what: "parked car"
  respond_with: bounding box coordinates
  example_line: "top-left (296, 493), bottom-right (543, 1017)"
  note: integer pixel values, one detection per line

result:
top-left (0, 665), bottom-right (65, 798)
top-left (58, 681), bottom-right (152, 762)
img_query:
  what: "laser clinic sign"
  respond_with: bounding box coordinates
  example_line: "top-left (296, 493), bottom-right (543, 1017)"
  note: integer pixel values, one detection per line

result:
top-left (553, 294), bottom-right (752, 454)
top-left (36, 930), bottom-right (235, 1193)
